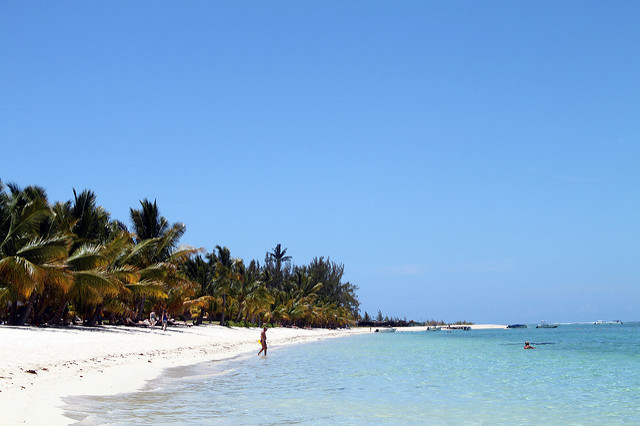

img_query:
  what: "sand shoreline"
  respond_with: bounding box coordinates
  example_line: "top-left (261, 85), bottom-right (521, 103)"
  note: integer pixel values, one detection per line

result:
top-left (0, 323), bottom-right (505, 424)
top-left (0, 324), bottom-right (368, 424)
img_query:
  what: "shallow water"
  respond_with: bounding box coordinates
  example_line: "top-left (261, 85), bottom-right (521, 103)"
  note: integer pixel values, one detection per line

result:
top-left (66, 323), bottom-right (640, 425)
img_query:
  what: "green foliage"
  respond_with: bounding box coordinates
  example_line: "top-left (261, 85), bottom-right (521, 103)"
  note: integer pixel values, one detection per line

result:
top-left (0, 182), bottom-right (362, 329)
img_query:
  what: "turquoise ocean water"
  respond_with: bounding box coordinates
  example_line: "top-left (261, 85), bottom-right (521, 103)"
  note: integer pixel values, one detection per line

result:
top-left (66, 323), bottom-right (640, 425)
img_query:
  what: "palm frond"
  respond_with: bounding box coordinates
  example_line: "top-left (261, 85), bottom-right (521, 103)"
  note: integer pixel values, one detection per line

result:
top-left (121, 237), bottom-right (157, 264)
top-left (2, 196), bottom-right (52, 250)
top-left (71, 283), bottom-right (102, 306)
top-left (67, 244), bottom-right (107, 270)
top-left (109, 265), bottom-right (140, 284)
top-left (0, 256), bottom-right (46, 297)
top-left (167, 245), bottom-right (202, 265)
top-left (155, 223), bottom-right (186, 256)
top-left (72, 270), bottom-right (121, 298)
top-left (0, 286), bottom-right (10, 306)
top-left (16, 236), bottom-right (71, 264)
top-left (102, 297), bottom-right (132, 316)
top-left (139, 263), bottom-right (167, 281)
top-left (43, 263), bottom-right (73, 293)
top-left (182, 295), bottom-right (215, 309)
top-left (125, 279), bottom-right (168, 299)
top-left (101, 231), bottom-right (134, 262)
top-left (130, 199), bottom-right (169, 241)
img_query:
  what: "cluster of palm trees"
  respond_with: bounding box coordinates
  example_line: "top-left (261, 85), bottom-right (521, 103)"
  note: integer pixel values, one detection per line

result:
top-left (0, 182), bottom-right (360, 328)
top-left (182, 244), bottom-right (360, 328)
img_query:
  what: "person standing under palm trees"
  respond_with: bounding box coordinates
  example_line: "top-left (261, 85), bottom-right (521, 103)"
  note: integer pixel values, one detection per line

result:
top-left (162, 310), bottom-right (168, 332)
top-left (149, 311), bottom-right (157, 329)
top-left (258, 327), bottom-right (268, 356)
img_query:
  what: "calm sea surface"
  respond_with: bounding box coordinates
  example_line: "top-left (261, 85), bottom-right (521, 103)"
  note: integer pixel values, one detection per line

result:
top-left (66, 323), bottom-right (640, 425)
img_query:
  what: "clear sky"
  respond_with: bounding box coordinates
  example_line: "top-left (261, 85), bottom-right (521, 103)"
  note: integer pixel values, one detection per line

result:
top-left (2, 1), bottom-right (639, 324)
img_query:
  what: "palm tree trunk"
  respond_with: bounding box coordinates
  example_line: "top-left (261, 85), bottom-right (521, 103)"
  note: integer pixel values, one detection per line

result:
top-left (97, 303), bottom-right (103, 325)
top-left (221, 293), bottom-right (226, 326)
top-left (50, 301), bottom-right (68, 326)
top-left (32, 299), bottom-right (48, 325)
top-left (85, 304), bottom-right (102, 327)
top-left (9, 300), bottom-right (18, 325)
top-left (15, 292), bottom-right (38, 326)
top-left (235, 297), bottom-right (244, 322)
top-left (136, 296), bottom-right (146, 321)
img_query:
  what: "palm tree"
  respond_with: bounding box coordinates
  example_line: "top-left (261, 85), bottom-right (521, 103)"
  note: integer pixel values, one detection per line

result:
top-left (68, 189), bottom-right (112, 249)
top-left (243, 275), bottom-right (273, 325)
top-left (65, 244), bottom-right (123, 326)
top-left (267, 244), bottom-right (291, 271)
top-left (161, 243), bottom-right (201, 316)
top-left (181, 254), bottom-right (215, 324)
top-left (130, 199), bottom-right (169, 242)
top-left (232, 259), bottom-right (272, 323)
top-left (0, 181), bottom-right (362, 328)
top-left (0, 183), bottom-right (72, 325)
top-left (210, 245), bottom-right (241, 326)
top-left (41, 188), bottom-right (121, 326)
top-left (127, 199), bottom-right (199, 320)
top-left (265, 243), bottom-right (292, 290)
top-left (128, 199), bottom-right (172, 319)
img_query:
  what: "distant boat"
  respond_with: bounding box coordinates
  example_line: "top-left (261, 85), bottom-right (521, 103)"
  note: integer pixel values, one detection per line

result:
top-left (443, 325), bottom-right (471, 330)
top-left (595, 320), bottom-right (623, 325)
top-left (425, 326), bottom-right (441, 331)
top-left (507, 324), bottom-right (528, 329)
top-left (536, 321), bottom-right (558, 329)
top-left (375, 328), bottom-right (396, 333)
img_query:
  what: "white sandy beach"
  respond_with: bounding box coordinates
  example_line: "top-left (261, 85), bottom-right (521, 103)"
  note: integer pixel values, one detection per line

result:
top-left (0, 323), bottom-right (505, 424)
top-left (0, 324), bottom-right (369, 425)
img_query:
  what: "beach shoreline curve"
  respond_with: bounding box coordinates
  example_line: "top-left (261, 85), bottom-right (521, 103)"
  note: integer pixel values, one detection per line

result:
top-left (0, 324), bottom-right (368, 425)
top-left (0, 323), bottom-right (506, 424)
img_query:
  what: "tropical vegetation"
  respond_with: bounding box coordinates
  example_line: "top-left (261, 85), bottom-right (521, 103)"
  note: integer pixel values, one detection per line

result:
top-left (0, 181), bottom-right (360, 328)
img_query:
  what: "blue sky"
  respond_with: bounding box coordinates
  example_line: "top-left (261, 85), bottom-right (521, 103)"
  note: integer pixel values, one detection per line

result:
top-left (2, 1), bottom-right (639, 324)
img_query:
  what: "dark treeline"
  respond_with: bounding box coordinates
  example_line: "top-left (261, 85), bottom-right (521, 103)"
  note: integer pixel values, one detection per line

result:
top-left (0, 182), bottom-right (359, 328)
top-left (358, 310), bottom-right (474, 328)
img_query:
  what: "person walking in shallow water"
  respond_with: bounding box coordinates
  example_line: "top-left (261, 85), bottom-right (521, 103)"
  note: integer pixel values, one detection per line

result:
top-left (258, 327), bottom-right (268, 356)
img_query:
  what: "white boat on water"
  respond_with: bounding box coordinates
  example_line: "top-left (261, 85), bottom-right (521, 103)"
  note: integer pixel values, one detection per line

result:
top-left (375, 328), bottom-right (396, 333)
top-left (536, 321), bottom-right (558, 329)
top-left (425, 326), bottom-right (441, 331)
